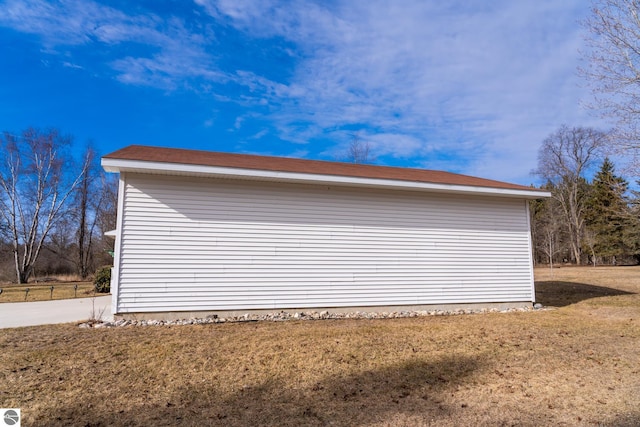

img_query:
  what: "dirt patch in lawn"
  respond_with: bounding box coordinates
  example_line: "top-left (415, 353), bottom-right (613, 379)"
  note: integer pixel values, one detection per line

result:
top-left (1, 267), bottom-right (639, 426)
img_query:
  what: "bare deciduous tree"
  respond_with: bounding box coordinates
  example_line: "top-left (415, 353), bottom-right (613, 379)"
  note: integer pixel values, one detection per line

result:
top-left (534, 125), bottom-right (608, 264)
top-left (93, 171), bottom-right (119, 266)
top-left (343, 134), bottom-right (375, 164)
top-left (76, 146), bottom-right (93, 278)
top-left (532, 195), bottom-right (565, 271)
top-left (75, 145), bottom-right (102, 279)
top-left (583, 228), bottom-right (599, 267)
top-left (45, 150), bottom-right (118, 278)
top-left (582, 0), bottom-right (640, 170)
top-left (99, 174), bottom-right (118, 234)
top-left (0, 128), bottom-right (90, 283)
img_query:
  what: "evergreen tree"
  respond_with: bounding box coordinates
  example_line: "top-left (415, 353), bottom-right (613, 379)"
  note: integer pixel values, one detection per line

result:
top-left (584, 158), bottom-right (630, 264)
top-left (625, 181), bottom-right (640, 263)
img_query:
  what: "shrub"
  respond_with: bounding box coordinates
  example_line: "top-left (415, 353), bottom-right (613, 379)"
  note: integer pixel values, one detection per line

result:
top-left (94, 266), bottom-right (112, 293)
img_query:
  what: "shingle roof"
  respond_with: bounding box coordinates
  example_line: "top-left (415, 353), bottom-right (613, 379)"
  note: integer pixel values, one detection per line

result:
top-left (104, 145), bottom-right (541, 192)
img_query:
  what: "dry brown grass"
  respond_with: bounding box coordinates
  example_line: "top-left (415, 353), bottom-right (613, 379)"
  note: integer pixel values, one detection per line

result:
top-left (0, 281), bottom-right (96, 303)
top-left (1, 266), bottom-right (639, 426)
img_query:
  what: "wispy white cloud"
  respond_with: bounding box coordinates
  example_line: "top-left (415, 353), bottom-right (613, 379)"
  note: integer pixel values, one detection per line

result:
top-left (0, 0), bottom-right (605, 182)
top-left (61, 61), bottom-right (83, 69)
top-left (0, 0), bottom-right (171, 47)
top-left (202, 0), bottom-right (601, 182)
top-left (0, 0), bottom-right (221, 89)
top-left (249, 129), bottom-right (269, 140)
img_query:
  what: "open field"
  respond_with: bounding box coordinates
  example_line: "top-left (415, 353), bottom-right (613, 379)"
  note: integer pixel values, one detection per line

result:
top-left (0, 281), bottom-right (96, 303)
top-left (1, 266), bottom-right (639, 426)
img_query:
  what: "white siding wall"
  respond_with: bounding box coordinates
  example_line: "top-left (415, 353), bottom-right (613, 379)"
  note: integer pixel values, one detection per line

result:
top-left (114, 173), bottom-right (534, 313)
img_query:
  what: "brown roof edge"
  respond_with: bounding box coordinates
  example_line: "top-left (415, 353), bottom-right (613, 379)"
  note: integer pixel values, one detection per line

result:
top-left (103, 145), bottom-right (545, 193)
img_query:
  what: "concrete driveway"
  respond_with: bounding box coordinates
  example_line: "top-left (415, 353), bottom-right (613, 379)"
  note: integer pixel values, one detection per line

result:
top-left (0, 295), bottom-right (113, 329)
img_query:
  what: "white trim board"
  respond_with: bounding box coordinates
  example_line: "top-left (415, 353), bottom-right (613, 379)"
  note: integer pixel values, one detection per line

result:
top-left (102, 158), bottom-right (550, 199)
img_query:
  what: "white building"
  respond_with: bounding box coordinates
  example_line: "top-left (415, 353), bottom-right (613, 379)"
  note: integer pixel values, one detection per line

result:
top-left (102, 145), bottom-right (549, 319)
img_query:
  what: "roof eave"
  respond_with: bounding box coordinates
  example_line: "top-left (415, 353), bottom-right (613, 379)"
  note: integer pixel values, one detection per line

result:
top-left (102, 158), bottom-right (550, 199)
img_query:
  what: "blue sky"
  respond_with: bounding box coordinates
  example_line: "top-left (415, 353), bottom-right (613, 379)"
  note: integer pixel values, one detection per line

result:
top-left (0, 0), bottom-right (604, 184)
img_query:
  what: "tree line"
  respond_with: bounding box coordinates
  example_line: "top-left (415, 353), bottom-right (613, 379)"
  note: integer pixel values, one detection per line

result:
top-left (531, 0), bottom-right (640, 267)
top-left (530, 125), bottom-right (640, 266)
top-left (0, 127), bottom-right (117, 283)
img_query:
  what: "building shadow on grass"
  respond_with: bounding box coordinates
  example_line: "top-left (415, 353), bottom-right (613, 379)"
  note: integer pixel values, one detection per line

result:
top-left (201, 355), bottom-right (481, 426)
top-left (50, 354), bottom-right (482, 427)
top-left (602, 411), bottom-right (640, 427)
top-left (535, 281), bottom-right (634, 307)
